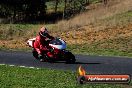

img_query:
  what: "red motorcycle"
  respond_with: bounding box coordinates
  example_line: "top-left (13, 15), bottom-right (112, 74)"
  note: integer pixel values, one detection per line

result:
top-left (27, 37), bottom-right (76, 63)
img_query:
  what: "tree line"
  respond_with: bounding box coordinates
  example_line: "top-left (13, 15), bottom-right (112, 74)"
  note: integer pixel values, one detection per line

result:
top-left (0, 0), bottom-right (46, 23)
top-left (0, 0), bottom-right (108, 23)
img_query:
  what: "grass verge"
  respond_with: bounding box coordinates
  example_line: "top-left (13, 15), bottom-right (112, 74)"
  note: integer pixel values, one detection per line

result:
top-left (0, 65), bottom-right (128, 88)
top-left (68, 44), bottom-right (132, 57)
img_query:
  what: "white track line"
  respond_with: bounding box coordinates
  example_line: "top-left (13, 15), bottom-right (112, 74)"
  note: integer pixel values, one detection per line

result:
top-left (0, 64), bottom-right (5, 65)
top-left (0, 64), bottom-right (40, 69)
top-left (29, 67), bottom-right (35, 69)
top-left (9, 65), bottom-right (15, 67)
top-left (20, 66), bottom-right (26, 68)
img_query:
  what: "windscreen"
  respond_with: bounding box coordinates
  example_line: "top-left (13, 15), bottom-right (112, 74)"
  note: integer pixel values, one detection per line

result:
top-left (49, 39), bottom-right (62, 45)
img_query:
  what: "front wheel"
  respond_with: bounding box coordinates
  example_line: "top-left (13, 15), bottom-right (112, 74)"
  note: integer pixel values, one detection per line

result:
top-left (32, 49), bottom-right (47, 62)
top-left (65, 52), bottom-right (76, 64)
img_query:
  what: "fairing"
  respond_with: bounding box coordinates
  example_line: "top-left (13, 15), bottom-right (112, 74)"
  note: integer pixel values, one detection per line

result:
top-left (49, 38), bottom-right (66, 50)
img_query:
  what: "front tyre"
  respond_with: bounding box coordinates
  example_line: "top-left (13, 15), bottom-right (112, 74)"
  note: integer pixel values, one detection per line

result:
top-left (65, 52), bottom-right (76, 64)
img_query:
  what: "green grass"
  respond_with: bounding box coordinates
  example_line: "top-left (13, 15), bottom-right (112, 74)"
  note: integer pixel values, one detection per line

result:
top-left (0, 24), bottom-right (56, 40)
top-left (95, 10), bottom-right (132, 27)
top-left (67, 44), bottom-right (132, 57)
top-left (0, 65), bottom-right (126, 88)
top-left (91, 0), bottom-right (101, 4)
top-left (0, 24), bottom-right (38, 40)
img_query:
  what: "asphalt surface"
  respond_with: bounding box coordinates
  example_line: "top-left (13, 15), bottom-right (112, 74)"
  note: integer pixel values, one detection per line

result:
top-left (0, 51), bottom-right (132, 76)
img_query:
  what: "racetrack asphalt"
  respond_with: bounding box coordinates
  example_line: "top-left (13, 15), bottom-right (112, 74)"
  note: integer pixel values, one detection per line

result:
top-left (0, 51), bottom-right (132, 76)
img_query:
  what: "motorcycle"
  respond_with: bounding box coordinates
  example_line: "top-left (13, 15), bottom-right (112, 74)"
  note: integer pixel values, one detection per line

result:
top-left (27, 37), bottom-right (76, 63)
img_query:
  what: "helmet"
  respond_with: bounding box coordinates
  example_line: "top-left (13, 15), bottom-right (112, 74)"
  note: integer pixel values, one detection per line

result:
top-left (39, 26), bottom-right (48, 37)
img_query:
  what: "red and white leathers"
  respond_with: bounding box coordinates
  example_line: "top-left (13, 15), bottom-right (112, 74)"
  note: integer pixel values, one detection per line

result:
top-left (34, 34), bottom-right (54, 55)
top-left (34, 26), bottom-right (54, 55)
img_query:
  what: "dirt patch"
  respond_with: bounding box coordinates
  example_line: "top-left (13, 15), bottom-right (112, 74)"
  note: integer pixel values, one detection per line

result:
top-left (58, 24), bottom-right (132, 45)
top-left (0, 39), bottom-right (27, 49)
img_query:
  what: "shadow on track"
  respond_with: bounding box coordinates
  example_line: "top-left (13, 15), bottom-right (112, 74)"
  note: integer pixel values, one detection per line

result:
top-left (48, 61), bottom-right (101, 65)
top-left (74, 62), bottom-right (101, 65)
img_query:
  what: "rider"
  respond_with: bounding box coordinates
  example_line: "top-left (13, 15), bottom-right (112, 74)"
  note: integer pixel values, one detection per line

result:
top-left (33, 26), bottom-right (54, 61)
